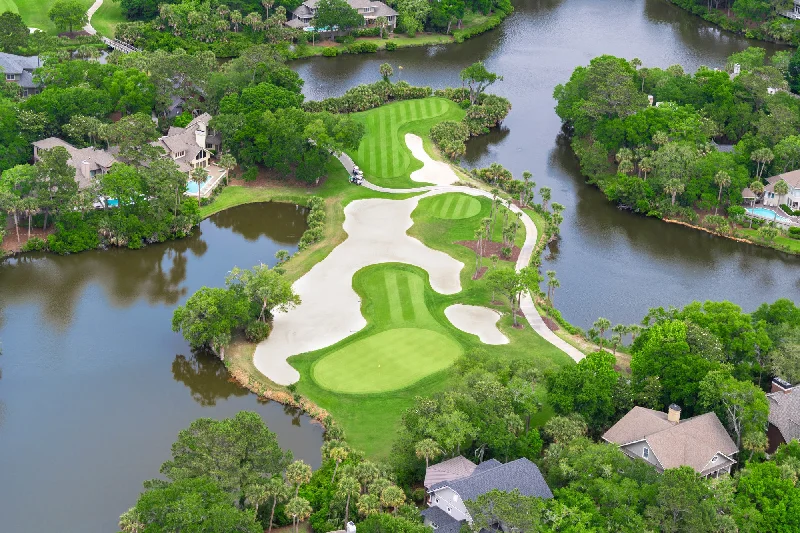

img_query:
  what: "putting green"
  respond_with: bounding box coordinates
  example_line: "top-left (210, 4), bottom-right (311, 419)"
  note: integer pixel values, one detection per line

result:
top-left (312, 328), bottom-right (462, 393)
top-left (427, 193), bottom-right (482, 220)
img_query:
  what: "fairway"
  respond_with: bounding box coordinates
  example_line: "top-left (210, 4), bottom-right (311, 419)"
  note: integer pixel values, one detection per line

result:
top-left (10, 0), bottom-right (95, 33)
top-left (312, 328), bottom-right (461, 393)
top-left (427, 193), bottom-right (482, 220)
top-left (349, 98), bottom-right (465, 188)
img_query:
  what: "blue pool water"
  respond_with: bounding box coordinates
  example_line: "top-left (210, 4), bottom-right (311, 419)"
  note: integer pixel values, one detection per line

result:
top-left (107, 199), bottom-right (119, 207)
top-left (746, 207), bottom-right (791, 224)
top-left (186, 175), bottom-right (212, 194)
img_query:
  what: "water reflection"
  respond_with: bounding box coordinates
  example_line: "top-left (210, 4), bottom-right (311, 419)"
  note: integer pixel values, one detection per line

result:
top-left (171, 351), bottom-right (249, 406)
top-left (211, 202), bottom-right (309, 244)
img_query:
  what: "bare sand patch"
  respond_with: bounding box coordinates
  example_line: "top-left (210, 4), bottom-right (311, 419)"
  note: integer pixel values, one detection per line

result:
top-left (445, 304), bottom-right (509, 345)
top-left (406, 134), bottom-right (459, 186)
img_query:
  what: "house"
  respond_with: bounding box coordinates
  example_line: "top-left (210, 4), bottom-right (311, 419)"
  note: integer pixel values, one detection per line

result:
top-left (761, 169), bottom-right (800, 209)
top-left (32, 138), bottom-right (117, 189)
top-left (287, 0), bottom-right (397, 29)
top-left (150, 113), bottom-right (221, 174)
top-left (766, 378), bottom-right (800, 453)
top-left (0, 52), bottom-right (41, 97)
top-left (602, 404), bottom-right (738, 478)
top-left (782, 1), bottom-right (800, 19)
top-left (421, 456), bottom-right (553, 533)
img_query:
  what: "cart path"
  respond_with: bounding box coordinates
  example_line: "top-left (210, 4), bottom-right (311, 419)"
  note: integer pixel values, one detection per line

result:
top-left (254, 138), bottom-right (584, 385)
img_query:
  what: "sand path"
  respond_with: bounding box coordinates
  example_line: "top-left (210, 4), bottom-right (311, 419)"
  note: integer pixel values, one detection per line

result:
top-left (445, 304), bottom-right (508, 345)
top-left (254, 135), bottom-right (584, 385)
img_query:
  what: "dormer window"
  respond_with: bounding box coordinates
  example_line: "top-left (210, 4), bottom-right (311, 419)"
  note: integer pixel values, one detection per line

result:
top-left (643, 447), bottom-right (649, 459)
top-left (712, 455), bottom-right (718, 463)
top-left (174, 151), bottom-right (185, 159)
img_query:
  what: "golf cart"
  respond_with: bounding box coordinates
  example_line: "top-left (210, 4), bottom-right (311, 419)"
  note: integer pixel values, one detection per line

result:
top-left (349, 165), bottom-right (364, 185)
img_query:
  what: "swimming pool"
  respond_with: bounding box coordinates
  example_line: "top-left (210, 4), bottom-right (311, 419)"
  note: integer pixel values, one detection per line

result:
top-left (746, 207), bottom-right (791, 224)
top-left (107, 199), bottom-right (119, 207)
top-left (186, 175), bottom-right (213, 194)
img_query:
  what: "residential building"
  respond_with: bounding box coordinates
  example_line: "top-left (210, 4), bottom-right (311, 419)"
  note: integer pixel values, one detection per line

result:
top-left (287, 0), bottom-right (397, 29)
top-left (766, 378), bottom-right (800, 453)
top-left (0, 52), bottom-right (41, 97)
top-left (602, 404), bottom-right (738, 478)
top-left (782, 1), bottom-right (800, 19)
top-left (32, 138), bottom-right (117, 189)
top-left (421, 456), bottom-right (553, 533)
top-left (761, 169), bottom-right (800, 209)
top-left (150, 113), bottom-right (222, 173)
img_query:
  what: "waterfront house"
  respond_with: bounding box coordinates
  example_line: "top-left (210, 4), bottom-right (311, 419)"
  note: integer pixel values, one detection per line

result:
top-left (602, 404), bottom-right (738, 478)
top-left (32, 138), bottom-right (118, 189)
top-left (421, 456), bottom-right (553, 532)
top-left (761, 169), bottom-right (800, 210)
top-left (766, 378), bottom-right (800, 453)
top-left (287, 0), bottom-right (397, 29)
top-left (150, 113), bottom-right (222, 173)
top-left (0, 52), bottom-right (41, 97)
top-left (782, 1), bottom-right (800, 19)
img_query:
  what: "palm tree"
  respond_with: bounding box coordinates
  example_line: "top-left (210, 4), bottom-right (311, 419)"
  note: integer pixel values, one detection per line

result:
top-left (357, 493), bottom-right (381, 517)
top-left (664, 178), bottom-right (684, 206)
top-left (415, 439), bottom-right (442, 469)
top-left (21, 196), bottom-right (39, 239)
top-left (593, 317), bottom-right (611, 348)
top-left (262, 0), bottom-right (274, 17)
top-left (217, 4), bottom-right (230, 18)
top-left (285, 460), bottom-right (312, 498)
top-left (380, 485), bottom-right (406, 515)
top-left (190, 167), bottom-right (206, 206)
top-left (473, 228), bottom-right (484, 278)
top-left (0, 191), bottom-right (21, 243)
top-left (521, 171), bottom-right (534, 205)
top-left (628, 324), bottom-right (642, 342)
top-left (774, 179), bottom-right (790, 204)
top-left (652, 131), bottom-right (669, 146)
top-left (284, 496), bottom-right (312, 533)
top-left (379, 63), bottom-right (393, 83)
top-left (751, 147), bottom-right (774, 179)
top-left (749, 180), bottom-right (765, 206)
top-left (639, 157), bottom-right (653, 180)
top-left (713, 170), bottom-right (731, 215)
top-left (264, 477), bottom-right (291, 532)
top-left (376, 16), bottom-right (388, 38)
top-left (354, 461), bottom-right (380, 494)
top-left (616, 147), bottom-right (634, 164)
top-left (546, 270), bottom-right (559, 304)
top-left (618, 159), bottom-right (634, 175)
top-left (118, 508), bottom-right (143, 533)
top-left (611, 323), bottom-right (627, 354)
top-left (328, 446), bottom-right (349, 483)
top-left (243, 12), bottom-right (262, 31)
top-left (230, 10), bottom-right (242, 31)
top-left (245, 483), bottom-right (269, 515)
top-left (339, 476), bottom-right (360, 524)
top-left (539, 186), bottom-right (551, 211)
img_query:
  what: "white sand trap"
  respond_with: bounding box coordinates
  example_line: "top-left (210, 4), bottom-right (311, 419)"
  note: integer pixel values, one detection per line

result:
top-left (407, 134), bottom-right (459, 186)
top-left (253, 195), bottom-right (464, 385)
top-left (445, 304), bottom-right (509, 345)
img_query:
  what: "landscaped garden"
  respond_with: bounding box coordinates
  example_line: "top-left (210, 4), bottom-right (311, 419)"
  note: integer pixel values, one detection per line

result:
top-left (348, 97), bottom-right (465, 188)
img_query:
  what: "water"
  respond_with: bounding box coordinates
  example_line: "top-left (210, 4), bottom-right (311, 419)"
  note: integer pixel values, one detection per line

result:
top-left (186, 174), bottom-right (212, 194)
top-left (747, 206), bottom-right (792, 224)
top-left (0, 202), bottom-right (321, 533)
top-left (294, 0), bottom-right (799, 328)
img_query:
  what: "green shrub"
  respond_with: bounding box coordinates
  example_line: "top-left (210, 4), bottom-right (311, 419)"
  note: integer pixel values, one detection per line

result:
top-left (22, 236), bottom-right (47, 252)
top-left (48, 213), bottom-right (101, 254)
top-left (334, 35), bottom-right (355, 44)
top-left (780, 203), bottom-right (799, 216)
top-left (347, 41), bottom-right (378, 53)
top-left (245, 320), bottom-right (272, 343)
top-left (240, 167), bottom-right (258, 182)
top-left (385, 41), bottom-right (397, 51)
top-left (322, 47), bottom-right (339, 57)
top-left (173, 111), bottom-right (192, 128)
top-left (351, 27), bottom-right (380, 37)
top-left (412, 488), bottom-right (426, 502)
top-left (452, 8), bottom-right (512, 43)
top-left (788, 226), bottom-right (800, 238)
top-left (430, 120), bottom-right (470, 159)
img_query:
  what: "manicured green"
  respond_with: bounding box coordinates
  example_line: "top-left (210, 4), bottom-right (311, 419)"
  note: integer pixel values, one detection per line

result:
top-left (7, 0), bottom-right (94, 33)
top-left (90, 0), bottom-right (126, 38)
top-left (291, 193), bottom-right (572, 458)
top-left (427, 192), bottom-right (482, 220)
top-left (314, 328), bottom-right (461, 393)
top-left (348, 98), bottom-right (465, 188)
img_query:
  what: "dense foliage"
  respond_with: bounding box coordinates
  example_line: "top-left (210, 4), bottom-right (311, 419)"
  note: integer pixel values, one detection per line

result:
top-left (670, 0), bottom-right (800, 45)
top-left (554, 49), bottom-right (800, 245)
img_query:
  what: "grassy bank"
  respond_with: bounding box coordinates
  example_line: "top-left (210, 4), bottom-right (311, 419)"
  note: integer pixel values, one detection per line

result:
top-left (3, 0), bottom-right (94, 33)
top-left (90, 0), bottom-right (126, 38)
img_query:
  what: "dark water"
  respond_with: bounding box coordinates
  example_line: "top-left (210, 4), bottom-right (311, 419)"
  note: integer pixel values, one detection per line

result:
top-left (0, 202), bottom-right (322, 533)
top-left (294, 0), bottom-right (799, 328)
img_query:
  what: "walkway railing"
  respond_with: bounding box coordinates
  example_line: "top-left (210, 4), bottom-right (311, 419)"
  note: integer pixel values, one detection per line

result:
top-left (101, 37), bottom-right (140, 54)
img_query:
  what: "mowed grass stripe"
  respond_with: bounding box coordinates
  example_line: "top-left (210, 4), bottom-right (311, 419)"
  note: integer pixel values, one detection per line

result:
top-left (439, 195), bottom-right (454, 218)
top-left (395, 272), bottom-right (416, 322)
top-left (384, 270), bottom-right (404, 324)
top-left (444, 195), bottom-right (461, 218)
top-left (407, 272), bottom-right (429, 319)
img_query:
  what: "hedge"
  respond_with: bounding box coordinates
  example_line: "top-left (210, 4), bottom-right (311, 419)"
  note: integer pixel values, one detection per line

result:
top-left (453, 7), bottom-right (512, 43)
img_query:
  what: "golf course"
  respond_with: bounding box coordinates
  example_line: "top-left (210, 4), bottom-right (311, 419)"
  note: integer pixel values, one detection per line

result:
top-left (2, 0), bottom-right (123, 36)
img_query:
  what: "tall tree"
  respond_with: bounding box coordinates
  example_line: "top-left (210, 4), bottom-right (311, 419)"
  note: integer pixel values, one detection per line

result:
top-left (263, 477), bottom-right (291, 532)
top-left (48, 0), bottom-right (88, 33)
top-left (459, 62), bottom-right (502, 105)
top-left (713, 170), bottom-right (731, 215)
top-left (284, 496), bottom-right (312, 533)
top-left (285, 460), bottom-right (312, 498)
top-left (0, 12), bottom-right (28, 53)
top-left (312, 0), bottom-right (362, 38)
top-left (171, 286), bottom-right (251, 359)
top-left (414, 438), bottom-right (442, 469)
top-left (226, 263), bottom-right (301, 323)
top-left (338, 476), bottom-right (360, 524)
top-left (34, 146), bottom-right (77, 230)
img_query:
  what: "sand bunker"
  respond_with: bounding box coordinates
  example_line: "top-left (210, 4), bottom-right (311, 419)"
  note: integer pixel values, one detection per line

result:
top-left (253, 195), bottom-right (464, 385)
top-left (445, 304), bottom-right (509, 345)
top-left (407, 134), bottom-right (459, 186)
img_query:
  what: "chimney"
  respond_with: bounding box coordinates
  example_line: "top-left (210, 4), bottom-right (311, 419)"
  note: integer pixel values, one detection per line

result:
top-left (345, 522), bottom-right (356, 533)
top-left (195, 121), bottom-right (207, 150)
top-left (648, 94), bottom-right (654, 106)
top-left (81, 160), bottom-right (91, 181)
top-left (733, 63), bottom-right (741, 75)
top-left (667, 404), bottom-right (681, 424)
top-left (771, 377), bottom-right (793, 394)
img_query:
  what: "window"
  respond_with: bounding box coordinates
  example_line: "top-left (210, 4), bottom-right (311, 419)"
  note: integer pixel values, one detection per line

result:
top-left (643, 447), bottom-right (649, 459)
top-left (5, 73), bottom-right (16, 81)
top-left (435, 497), bottom-right (439, 504)
top-left (712, 456), bottom-right (718, 463)
top-left (174, 150), bottom-right (185, 159)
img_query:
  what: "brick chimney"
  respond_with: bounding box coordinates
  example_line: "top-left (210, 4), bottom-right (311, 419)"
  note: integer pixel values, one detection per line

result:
top-left (771, 377), bottom-right (793, 394)
top-left (667, 404), bottom-right (681, 424)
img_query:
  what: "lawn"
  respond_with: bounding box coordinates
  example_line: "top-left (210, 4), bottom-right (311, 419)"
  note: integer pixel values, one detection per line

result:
top-left (91, 0), bottom-right (127, 38)
top-left (289, 193), bottom-right (573, 458)
top-left (7, 0), bottom-right (95, 33)
top-left (738, 228), bottom-right (800, 253)
top-left (348, 98), bottom-right (466, 188)
top-left (427, 193), bottom-right (482, 220)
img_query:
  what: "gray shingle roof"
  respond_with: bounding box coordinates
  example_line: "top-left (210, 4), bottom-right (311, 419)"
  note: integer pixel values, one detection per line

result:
top-left (421, 506), bottom-right (463, 533)
top-left (430, 457), bottom-right (553, 501)
top-left (766, 170), bottom-right (800, 191)
top-left (767, 389), bottom-right (800, 444)
top-left (0, 52), bottom-right (38, 74)
top-left (424, 456), bottom-right (476, 489)
top-left (473, 458), bottom-right (501, 474)
top-left (32, 137), bottom-right (118, 189)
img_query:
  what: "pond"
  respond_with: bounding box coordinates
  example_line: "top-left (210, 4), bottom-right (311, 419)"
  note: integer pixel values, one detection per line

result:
top-left (0, 202), bottom-right (323, 533)
top-left (293, 0), bottom-right (799, 329)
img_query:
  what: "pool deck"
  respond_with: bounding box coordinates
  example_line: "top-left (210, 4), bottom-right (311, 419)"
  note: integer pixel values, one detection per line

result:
top-left (745, 204), bottom-right (799, 227)
top-left (185, 163), bottom-right (227, 198)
